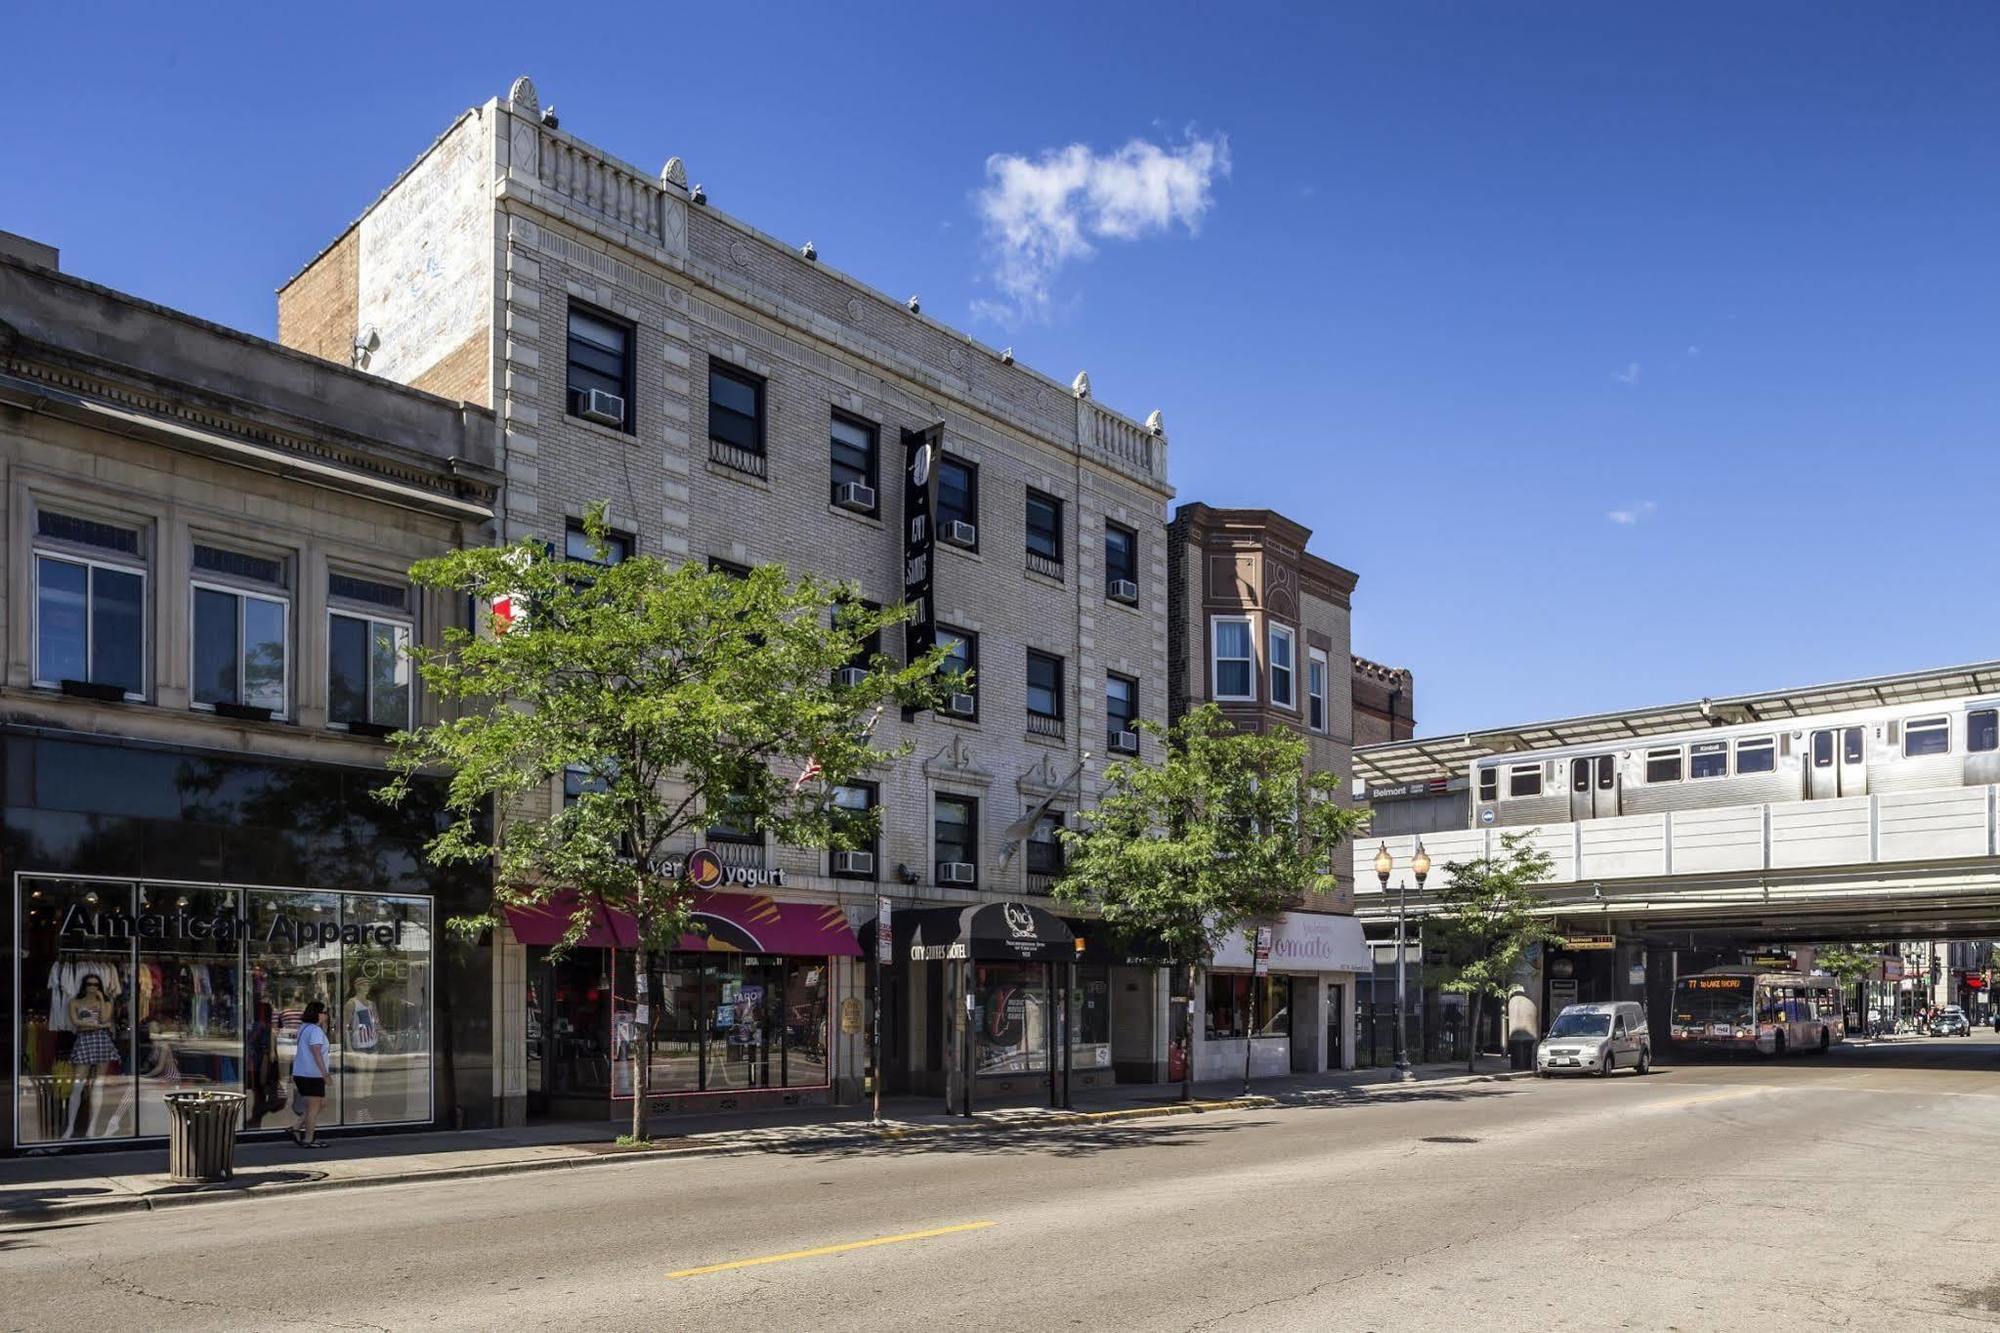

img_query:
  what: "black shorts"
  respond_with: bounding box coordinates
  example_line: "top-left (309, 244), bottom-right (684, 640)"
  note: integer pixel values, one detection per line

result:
top-left (293, 1076), bottom-right (327, 1099)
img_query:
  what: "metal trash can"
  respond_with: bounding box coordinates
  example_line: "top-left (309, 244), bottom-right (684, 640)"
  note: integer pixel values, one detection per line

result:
top-left (163, 1090), bottom-right (246, 1183)
top-left (1508, 1035), bottom-right (1536, 1072)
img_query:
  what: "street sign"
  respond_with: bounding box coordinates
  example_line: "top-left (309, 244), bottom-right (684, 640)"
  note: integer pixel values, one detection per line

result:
top-left (1253, 926), bottom-right (1273, 978)
top-left (875, 896), bottom-right (893, 965)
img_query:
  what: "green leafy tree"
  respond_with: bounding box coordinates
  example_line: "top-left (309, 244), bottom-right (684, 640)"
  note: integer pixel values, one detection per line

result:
top-left (379, 507), bottom-right (952, 1142)
top-left (1813, 942), bottom-right (1888, 1026)
top-left (1429, 832), bottom-right (1558, 1072)
top-left (1051, 704), bottom-right (1368, 1100)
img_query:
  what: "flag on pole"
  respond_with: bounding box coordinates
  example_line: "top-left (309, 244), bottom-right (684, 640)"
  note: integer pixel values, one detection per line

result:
top-left (998, 754), bottom-right (1089, 867)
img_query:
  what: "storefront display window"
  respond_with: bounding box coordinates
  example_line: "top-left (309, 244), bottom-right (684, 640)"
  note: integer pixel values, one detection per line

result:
top-left (15, 875), bottom-right (432, 1147)
top-left (609, 951), bottom-right (830, 1096)
top-left (975, 962), bottom-right (1049, 1074)
top-left (1069, 963), bottom-right (1111, 1070)
top-left (1205, 974), bottom-right (1294, 1040)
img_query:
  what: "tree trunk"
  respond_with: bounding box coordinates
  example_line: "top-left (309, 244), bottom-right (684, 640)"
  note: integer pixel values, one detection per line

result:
top-left (631, 945), bottom-right (652, 1143)
top-left (1181, 962), bottom-right (1196, 1104)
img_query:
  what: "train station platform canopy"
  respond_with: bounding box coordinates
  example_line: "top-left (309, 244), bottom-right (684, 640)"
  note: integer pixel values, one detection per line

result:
top-left (1356, 659), bottom-right (2000, 788)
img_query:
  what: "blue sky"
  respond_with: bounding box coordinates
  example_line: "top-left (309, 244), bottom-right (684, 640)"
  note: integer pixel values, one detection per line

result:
top-left (7, 3), bottom-right (1997, 736)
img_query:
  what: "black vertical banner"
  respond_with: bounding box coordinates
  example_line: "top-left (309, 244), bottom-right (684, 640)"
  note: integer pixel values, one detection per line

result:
top-left (902, 424), bottom-right (941, 664)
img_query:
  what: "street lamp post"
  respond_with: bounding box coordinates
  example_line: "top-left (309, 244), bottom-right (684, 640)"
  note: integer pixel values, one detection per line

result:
top-left (1377, 842), bottom-right (1430, 1081)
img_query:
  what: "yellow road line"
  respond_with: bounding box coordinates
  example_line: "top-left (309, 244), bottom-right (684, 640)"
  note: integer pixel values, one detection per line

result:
top-left (668, 1221), bottom-right (996, 1278)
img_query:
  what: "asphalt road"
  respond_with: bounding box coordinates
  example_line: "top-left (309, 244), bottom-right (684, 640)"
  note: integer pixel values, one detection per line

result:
top-left (5, 1035), bottom-right (1999, 1331)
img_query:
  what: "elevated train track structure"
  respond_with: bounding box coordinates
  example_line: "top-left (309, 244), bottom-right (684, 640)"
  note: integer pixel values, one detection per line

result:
top-left (1355, 660), bottom-right (2000, 952)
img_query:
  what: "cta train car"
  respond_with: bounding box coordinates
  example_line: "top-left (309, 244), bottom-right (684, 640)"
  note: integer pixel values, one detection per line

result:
top-left (1471, 693), bottom-right (2000, 831)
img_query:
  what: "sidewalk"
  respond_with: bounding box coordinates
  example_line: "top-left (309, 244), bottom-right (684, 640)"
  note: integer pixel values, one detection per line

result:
top-left (0, 1058), bottom-right (1526, 1220)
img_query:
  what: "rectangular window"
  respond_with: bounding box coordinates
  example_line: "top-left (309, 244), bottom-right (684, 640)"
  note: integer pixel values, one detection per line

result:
top-left (1970, 710), bottom-right (1999, 754)
top-left (1508, 764), bottom-right (1543, 798)
top-left (1027, 808), bottom-right (1066, 878)
top-left (566, 307), bottom-right (634, 432)
top-left (192, 547), bottom-right (289, 717)
top-left (937, 627), bottom-right (978, 718)
top-left (937, 457), bottom-right (978, 540)
top-left (1811, 731), bottom-right (1834, 768)
top-left (1307, 649), bottom-right (1328, 733)
top-left (1478, 768), bottom-right (1498, 802)
top-left (830, 782), bottom-right (878, 878)
top-left (1268, 624), bottom-right (1297, 710)
top-left (565, 521), bottom-right (631, 566)
top-left (1904, 716), bottom-right (1950, 758)
top-left (935, 794), bottom-right (978, 883)
top-left (563, 762), bottom-right (611, 807)
top-left (1645, 748), bottom-right (1684, 784)
top-left (1212, 616), bottom-right (1254, 701)
top-left (33, 511), bottom-right (146, 698)
top-left (1843, 726), bottom-right (1863, 764)
top-left (1205, 974), bottom-right (1288, 1039)
top-left (328, 612), bottom-right (411, 731)
top-left (830, 413), bottom-right (878, 510)
top-left (1107, 673), bottom-right (1138, 741)
top-left (708, 362), bottom-right (765, 456)
top-left (1689, 741), bottom-right (1728, 780)
top-left (706, 781), bottom-right (760, 844)
top-left (1025, 490), bottom-right (1063, 571)
top-left (1205, 973), bottom-right (1248, 1039)
top-left (1736, 736), bottom-right (1777, 773)
top-left (1026, 650), bottom-right (1064, 720)
top-left (1104, 522), bottom-right (1137, 594)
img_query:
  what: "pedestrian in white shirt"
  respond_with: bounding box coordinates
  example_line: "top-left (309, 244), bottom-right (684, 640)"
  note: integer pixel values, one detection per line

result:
top-left (291, 1001), bottom-right (331, 1149)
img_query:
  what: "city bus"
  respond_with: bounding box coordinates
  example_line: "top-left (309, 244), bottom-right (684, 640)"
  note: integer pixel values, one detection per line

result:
top-left (1669, 968), bottom-right (1844, 1056)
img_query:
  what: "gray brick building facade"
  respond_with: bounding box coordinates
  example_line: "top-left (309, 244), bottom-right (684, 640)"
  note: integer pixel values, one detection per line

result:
top-left (279, 78), bottom-right (1177, 1118)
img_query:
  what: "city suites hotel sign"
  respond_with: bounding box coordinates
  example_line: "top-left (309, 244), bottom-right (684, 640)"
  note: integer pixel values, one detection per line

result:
top-left (901, 424), bottom-right (941, 663)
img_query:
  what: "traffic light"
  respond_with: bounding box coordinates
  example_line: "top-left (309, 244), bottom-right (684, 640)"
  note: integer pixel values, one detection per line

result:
top-left (1932, 956), bottom-right (1942, 984)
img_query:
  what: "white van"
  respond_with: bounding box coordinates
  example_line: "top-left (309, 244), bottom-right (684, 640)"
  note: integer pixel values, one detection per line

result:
top-left (1536, 1001), bottom-right (1651, 1077)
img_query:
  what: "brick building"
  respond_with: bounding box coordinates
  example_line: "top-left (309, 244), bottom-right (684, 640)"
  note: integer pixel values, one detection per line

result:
top-left (1164, 502), bottom-right (1375, 1076)
top-left (1351, 655), bottom-right (1415, 746)
top-left (277, 78), bottom-right (1177, 1119)
top-left (0, 236), bottom-right (502, 1154)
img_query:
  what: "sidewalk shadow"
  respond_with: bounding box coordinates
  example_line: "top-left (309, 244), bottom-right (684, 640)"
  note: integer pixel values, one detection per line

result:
top-left (760, 1116), bottom-right (1258, 1162)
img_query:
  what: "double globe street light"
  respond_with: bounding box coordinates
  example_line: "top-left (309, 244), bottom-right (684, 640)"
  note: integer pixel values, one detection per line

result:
top-left (1375, 840), bottom-right (1430, 1079)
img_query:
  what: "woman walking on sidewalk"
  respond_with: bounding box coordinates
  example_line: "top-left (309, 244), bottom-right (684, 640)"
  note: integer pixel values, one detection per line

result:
top-left (291, 1002), bottom-right (331, 1149)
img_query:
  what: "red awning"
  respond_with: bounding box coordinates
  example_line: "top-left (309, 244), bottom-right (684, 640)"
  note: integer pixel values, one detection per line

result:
top-left (503, 890), bottom-right (860, 957)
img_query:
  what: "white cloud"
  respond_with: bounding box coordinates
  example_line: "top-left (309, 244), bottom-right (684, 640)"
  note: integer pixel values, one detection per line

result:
top-left (1613, 362), bottom-right (1641, 386)
top-left (1686, 344), bottom-right (1700, 357)
top-left (1606, 500), bottom-right (1657, 526)
top-left (972, 133), bottom-right (1231, 323)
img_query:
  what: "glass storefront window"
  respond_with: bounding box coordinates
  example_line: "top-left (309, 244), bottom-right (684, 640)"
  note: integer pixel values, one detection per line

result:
top-left (1205, 974), bottom-right (1294, 1040)
top-left (609, 951), bottom-right (832, 1096)
top-left (340, 895), bottom-right (431, 1125)
top-left (15, 877), bottom-right (433, 1146)
top-left (975, 962), bottom-right (1049, 1074)
top-left (1070, 964), bottom-right (1111, 1071)
top-left (137, 883), bottom-right (243, 1138)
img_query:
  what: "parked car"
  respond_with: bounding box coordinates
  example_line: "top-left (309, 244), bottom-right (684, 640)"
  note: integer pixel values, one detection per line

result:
top-left (1537, 1001), bottom-right (1651, 1077)
top-left (1929, 1006), bottom-right (1971, 1037)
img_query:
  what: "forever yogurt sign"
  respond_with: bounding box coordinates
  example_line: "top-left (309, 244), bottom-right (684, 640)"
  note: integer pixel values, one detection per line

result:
top-left (637, 846), bottom-right (787, 889)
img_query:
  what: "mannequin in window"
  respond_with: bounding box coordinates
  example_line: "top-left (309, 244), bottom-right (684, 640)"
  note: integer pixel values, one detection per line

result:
top-left (344, 977), bottom-right (380, 1106)
top-left (66, 974), bottom-right (118, 1138)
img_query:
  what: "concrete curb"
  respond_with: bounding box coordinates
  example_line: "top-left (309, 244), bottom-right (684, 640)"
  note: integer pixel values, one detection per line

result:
top-left (1, 1095), bottom-right (1279, 1221)
top-left (0, 1073), bottom-right (1528, 1222)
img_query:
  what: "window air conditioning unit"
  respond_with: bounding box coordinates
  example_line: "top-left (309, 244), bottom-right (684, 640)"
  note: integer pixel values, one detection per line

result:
top-left (580, 389), bottom-right (626, 427)
top-left (835, 666), bottom-right (869, 687)
top-left (832, 850), bottom-right (875, 875)
top-left (942, 520), bottom-right (978, 548)
top-left (1107, 578), bottom-right (1139, 604)
top-left (834, 481), bottom-right (877, 513)
top-left (947, 692), bottom-right (977, 717)
top-left (1109, 728), bottom-right (1140, 754)
top-left (937, 861), bottom-right (976, 885)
